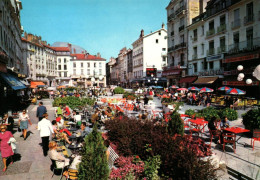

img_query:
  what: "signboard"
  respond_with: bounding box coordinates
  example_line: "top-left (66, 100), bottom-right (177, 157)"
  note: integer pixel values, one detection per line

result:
top-left (224, 53), bottom-right (259, 63)
top-left (146, 68), bottom-right (157, 77)
top-left (162, 69), bottom-right (181, 76)
top-left (207, 54), bottom-right (223, 62)
top-left (189, 0), bottom-right (200, 20)
top-left (222, 81), bottom-right (259, 86)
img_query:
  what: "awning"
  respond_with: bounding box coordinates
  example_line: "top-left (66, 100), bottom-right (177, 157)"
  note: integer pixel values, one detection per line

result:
top-left (179, 76), bottom-right (197, 83)
top-left (193, 77), bottom-right (218, 85)
top-left (30, 81), bottom-right (45, 88)
top-left (21, 80), bottom-right (30, 86)
top-left (0, 72), bottom-right (27, 90)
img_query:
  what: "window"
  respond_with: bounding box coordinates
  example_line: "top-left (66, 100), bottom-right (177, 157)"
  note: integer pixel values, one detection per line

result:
top-left (209, 61), bottom-right (214, 69)
top-left (246, 2), bottom-right (253, 21)
top-left (220, 15), bottom-right (225, 25)
top-left (81, 63), bottom-right (84, 68)
top-left (81, 69), bottom-right (84, 75)
top-left (201, 44), bottom-right (204, 55)
top-left (73, 69), bottom-right (76, 75)
top-left (87, 69), bottom-right (90, 75)
top-left (64, 58), bottom-right (66, 63)
top-left (99, 69), bottom-right (102, 75)
top-left (156, 39), bottom-right (159, 43)
top-left (158, 31), bottom-right (161, 35)
top-left (58, 65), bottom-right (61, 70)
top-left (180, 53), bottom-right (184, 66)
top-left (180, 17), bottom-right (184, 27)
top-left (193, 47), bottom-right (197, 58)
top-left (203, 58), bottom-right (207, 70)
top-left (64, 65), bottom-right (67, 70)
top-left (94, 63), bottom-right (96, 67)
top-left (246, 28), bottom-right (253, 48)
top-left (58, 58), bottom-right (61, 63)
top-left (209, 21), bottom-right (214, 31)
top-left (64, 72), bottom-right (67, 77)
top-left (233, 32), bottom-right (239, 49)
top-left (220, 37), bottom-right (226, 52)
top-left (234, 9), bottom-right (240, 27)
top-left (180, 35), bottom-right (184, 43)
top-left (73, 62), bottom-right (76, 68)
top-left (99, 62), bottom-right (102, 68)
top-left (87, 63), bottom-right (90, 67)
top-left (201, 25), bottom-right (204, 35)
top-left (163, 57), bottom-right (166, 62)
top-left (59, 72), bottom-right (61, 77)
top-left (162, 48), bottom-right (166, 51)
top-left (193, 63), bottom-right (197, 73)
top-left (193, 29), bottom-right (197, 40)
top-left (209, 41), bottom-right (214, 55)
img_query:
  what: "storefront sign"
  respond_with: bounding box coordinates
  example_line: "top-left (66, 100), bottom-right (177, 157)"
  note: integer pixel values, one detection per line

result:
top-left (223, 81), bottom-right (259, 86)
top-left (162, 69), bottom-right (181, 76)
top-left (224, 53), bottom-right (259, 63)
top-left (207, 54), bottom-right (223, 62)
top-left (146, 68), bottom-right (157, 77)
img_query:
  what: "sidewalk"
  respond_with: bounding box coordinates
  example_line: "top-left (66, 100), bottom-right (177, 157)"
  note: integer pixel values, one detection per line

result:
top-left (0, 99), bottom-right (60, 180)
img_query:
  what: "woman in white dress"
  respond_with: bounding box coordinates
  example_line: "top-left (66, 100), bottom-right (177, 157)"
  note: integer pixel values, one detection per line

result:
top-left (18, 109), bottom-right (32, 140)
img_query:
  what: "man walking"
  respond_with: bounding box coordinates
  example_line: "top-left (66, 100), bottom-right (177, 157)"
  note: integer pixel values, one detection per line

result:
top-left (38, 113), bottom-right (53, 156)
top-left (36, 102), bottom-right (47, 121)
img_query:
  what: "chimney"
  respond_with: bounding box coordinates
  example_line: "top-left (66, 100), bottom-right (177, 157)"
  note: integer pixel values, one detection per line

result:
top-left (162, 23), bottom-right (165, 29)
top-left (97, 52), bottom-right (101, 58)
top-left (24, 32), bottom-right (27, 39)
top-left (73, 48), bottom-right (76, 54)
top-left (67, 43), bottom-right (72, 53)
top-left (140, 29), bottom-right (144, 38)
top-left (27, 33), bottom-right (33, 42)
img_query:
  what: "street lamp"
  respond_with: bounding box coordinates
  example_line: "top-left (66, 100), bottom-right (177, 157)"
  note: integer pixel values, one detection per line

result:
top-left (91, 77), bottom-right (95, 97)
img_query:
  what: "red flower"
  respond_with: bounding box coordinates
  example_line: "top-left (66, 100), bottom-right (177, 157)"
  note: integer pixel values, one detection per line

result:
top-left (149, 144), bottom-right (151, 147)
top-left (136, 155), bottom-right (139, 159)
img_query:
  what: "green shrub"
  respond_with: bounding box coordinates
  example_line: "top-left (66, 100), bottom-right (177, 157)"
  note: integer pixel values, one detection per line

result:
top-left (219, 108), bottom-right (238, 121)
top-left (168, 111), bottom-right (184, 136)
top-left (199, 107), bottom-right (220, 122)
top-left (52, 96), bottom-right (95, 109)
top-left (36, 91), bottom-right (49, 99)
top-left (114, 87), bottom-right (124, 94)
top-left (185, 109), bottom-right (196, 117)
top-left (64, 87), bottom-right (77, 92)
top-left (242, 108), bottom-right (260, 132)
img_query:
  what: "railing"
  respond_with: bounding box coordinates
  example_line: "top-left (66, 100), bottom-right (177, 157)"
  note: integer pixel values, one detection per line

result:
top-left (207, 48), bottom-right (215, 56)
top-left (192, 12), bottom-right (206, 24)
top-left (217, 46), bottom-right (226, 53)
top-left (174, 42), bottom-right (186, 50)
top-left (192, 37), bottom-right (198, 42)
top-left (168, 12), bottom-right (175, 22)
top-left (217, 24), bottom-right (226, 33)
top-left (168, 46), bottom-right (175, 53)
top-left (231, 19), bottom-right (241, 29)
top-left (244, 14), bottom-right (254, 24)
top-left (171, 31), bottom-right (174, 36)
top-left (206, 29), bottom-right (215, 37)
top-left (192, 54), bottom-right (198, 60)
top-left (175, 5), bottom-right (186, 16)
top-left (179, 25), bottom-right (184, 32)
top-left (228, 37), bottom-right (260, 54)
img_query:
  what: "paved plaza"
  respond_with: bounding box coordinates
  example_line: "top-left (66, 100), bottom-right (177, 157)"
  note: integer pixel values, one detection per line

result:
top-left (0, 96), bottom-right (259, 179)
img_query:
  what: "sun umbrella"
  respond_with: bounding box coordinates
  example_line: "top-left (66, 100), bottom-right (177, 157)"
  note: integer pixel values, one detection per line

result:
top-left (226, 88), bottom-right (246, 95)
top-left (155, 86), bottom-right (164, 89)
top-left (177, 88), bottom-right (188, 91)
top-left (200, 87), bottom-right (214, 93)
top-left (169, 85), bottom-right (179, 89)
top-left (218, 86), bottom-right (231, 91)
top-left (188, 86), bottom-right (200, 91)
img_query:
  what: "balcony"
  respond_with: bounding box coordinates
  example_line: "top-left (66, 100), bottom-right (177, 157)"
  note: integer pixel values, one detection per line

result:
top-left (244, 14), bottom-right (254, 25)
top-left (192, 54), bottom-right (198, 60)
top-left (168, 46), bottom-right (175, 53)
top-left (206, 29), bottom-right (215, 38)
top-left (170, 31), bottom-right (174, 36)
top-left (174, 42), bottom-right (186, 50)
top-left (175, 5), bottom-right (186, 16)
top-left (217, 24), bottom-right (226, 33)
top-left (228, 37), bottom-right (260, 54)
top-left (231, 19), bottom-right (241, 29)
top-left (192, 36), bottom-right (198, 42)
top-left (217, 46), bottom-right (226, 53)
top-left (168, 12), bottom-right (175, 22)
top-left (207, 48), bottom-right (215, 56)
top-left (179, 25), bottom-right (184, 32)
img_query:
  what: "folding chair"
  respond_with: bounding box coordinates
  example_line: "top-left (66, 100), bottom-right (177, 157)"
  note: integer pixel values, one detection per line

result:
top-left (223, 133), bottom-right (236, 153)
top-left (251, 129), bottom-right (260, 150)
top-left (209, 129), bottom-right (221, 148)
top-left (108, 146), bottom-right (119, 169)
top-left (50, 159), bottom-right (66, 180)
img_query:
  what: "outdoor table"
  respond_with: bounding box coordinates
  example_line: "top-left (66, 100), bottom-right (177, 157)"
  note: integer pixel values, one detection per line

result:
top-left (224, 127), bottom-right (250, 143)
top-left (68, 144), bottom-right (82, 154)
top-left (68, 127), bottom-right (78, 132)
top-left (188, 119), bottom-right (208, 132)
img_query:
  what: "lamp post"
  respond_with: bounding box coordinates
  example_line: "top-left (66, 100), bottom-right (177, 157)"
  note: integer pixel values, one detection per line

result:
top-left (91, 77), bottom-right (95, 97)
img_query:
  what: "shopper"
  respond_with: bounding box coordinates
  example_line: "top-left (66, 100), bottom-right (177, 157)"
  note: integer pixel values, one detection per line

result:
top-left (36, 102), bottom-right (47, 121)
top-left (18, 109), bottom-right (32, 140)
top-left (38, 113), bottom-right (54, 156)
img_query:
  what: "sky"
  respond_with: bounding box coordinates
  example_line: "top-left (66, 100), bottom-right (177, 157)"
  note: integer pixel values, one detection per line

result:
top-left (20, 0), bottom-right (169, 61)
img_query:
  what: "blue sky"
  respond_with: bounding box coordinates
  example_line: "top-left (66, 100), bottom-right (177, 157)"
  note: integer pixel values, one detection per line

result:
top-left (20, 0), bottom-right (169, 61)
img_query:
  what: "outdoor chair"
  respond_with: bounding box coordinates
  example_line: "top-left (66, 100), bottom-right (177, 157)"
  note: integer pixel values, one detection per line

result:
top-left (50, 159), bottom-right (66, 180)
top-left (209, 129), bottom-right (221, 147)
top-left (66, 169), bottom-right (78, 180)
top-left (189, 122), bottom-right (201, 136)
top-left (223, 133), bottom-right (236, 153)
top-left (251, 129), bottom-right (260, 150)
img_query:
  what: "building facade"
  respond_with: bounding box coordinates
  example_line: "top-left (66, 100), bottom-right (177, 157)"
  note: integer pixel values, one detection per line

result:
top-left (132, 24), bottom-right (168, 87)
top-left (70, 53), bottom-right (106, 88)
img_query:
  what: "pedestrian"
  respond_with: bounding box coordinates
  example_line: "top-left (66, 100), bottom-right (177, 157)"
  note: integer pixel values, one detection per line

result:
top-left (37, 113), bottom-right (54, 156)
top-left (0, 125), bottom-right (14, 172)
top-left (3, 113), bottom-right (14, 133)
top-left (144, 95), bottom-right (149, 105)
top-left (36, 101), bottom-right (47, 121)
top-left (18, 109), bottom-right (32, 140)
top-left (56, 103), bottom-right (63, 117)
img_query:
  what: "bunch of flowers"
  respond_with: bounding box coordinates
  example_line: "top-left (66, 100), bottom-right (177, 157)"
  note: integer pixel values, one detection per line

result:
top-left (109, 156), bottom-right (144, 179)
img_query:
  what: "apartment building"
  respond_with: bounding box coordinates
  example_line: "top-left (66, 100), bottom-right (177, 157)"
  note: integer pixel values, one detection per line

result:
top-left (132, 24), bottom-right (168, 87)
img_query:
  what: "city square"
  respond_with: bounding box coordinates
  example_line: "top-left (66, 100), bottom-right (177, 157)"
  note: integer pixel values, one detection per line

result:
top-left (0, 0), bottom-right (260, 180)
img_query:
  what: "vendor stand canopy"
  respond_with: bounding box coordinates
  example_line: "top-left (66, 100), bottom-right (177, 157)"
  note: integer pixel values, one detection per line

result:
top-left (193, 76), bottom-right (218, 85)
top-left (169, 85), bottom-right (179, 89)
top-left (0, 72), bottom-right (26, 90)
top-left (226, 88), bottom-right (246, 95)
top-left (30, 81), bottom-right (45, 88)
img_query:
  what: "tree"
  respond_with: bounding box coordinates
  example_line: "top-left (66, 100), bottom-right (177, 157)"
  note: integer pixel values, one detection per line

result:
top-left (167, 111), bottom-right (184, 136)
top-left (78, 124), bottom-right (109, 180)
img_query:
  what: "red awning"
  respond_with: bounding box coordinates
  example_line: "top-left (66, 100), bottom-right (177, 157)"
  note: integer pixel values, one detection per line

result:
top-left (30, 81), bottom-right (45, 88)
top-left (179, 76), bottom-right (197, 83)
